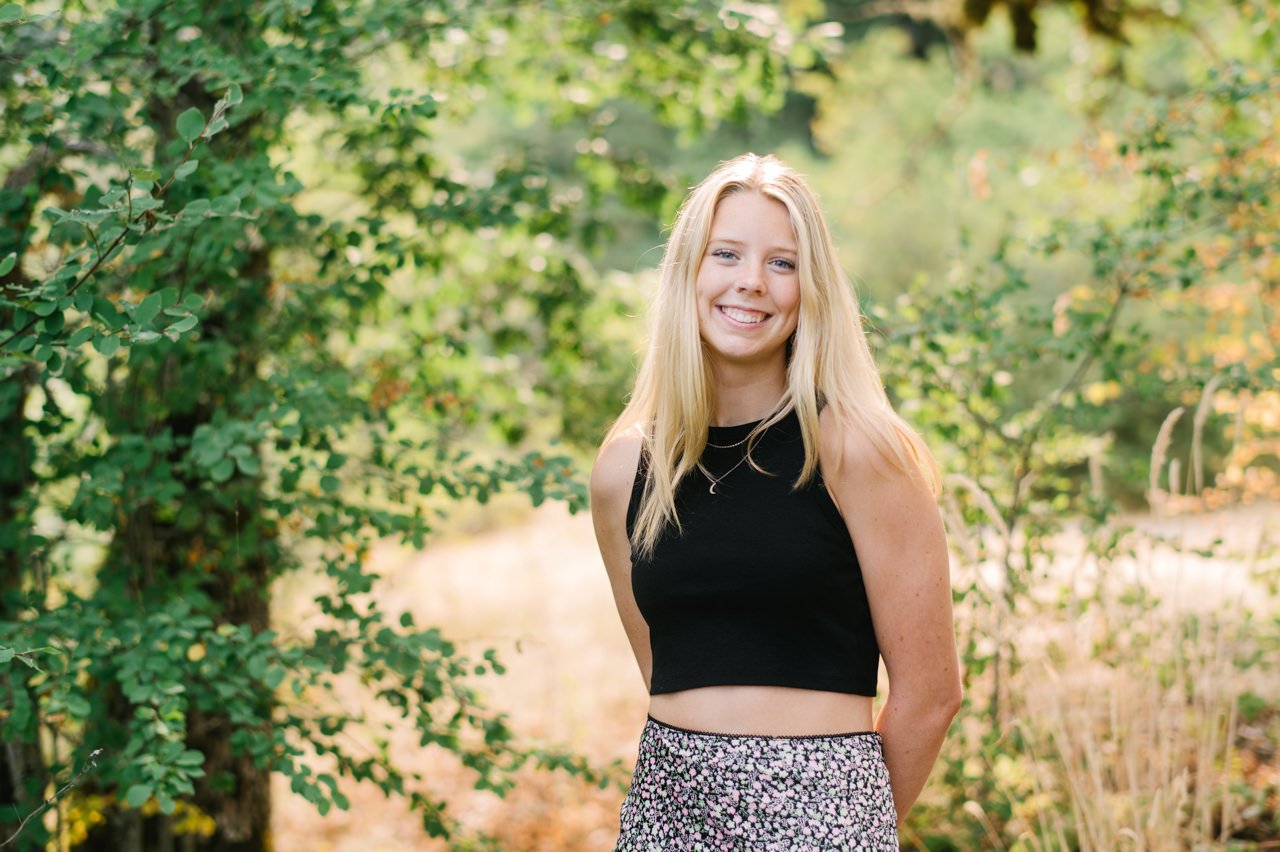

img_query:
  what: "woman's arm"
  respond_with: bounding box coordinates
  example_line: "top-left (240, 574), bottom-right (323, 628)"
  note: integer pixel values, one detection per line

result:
top-left (820, 410), bottom-right (962, 825)
top-left (589, 432), bottom-right (653, 691)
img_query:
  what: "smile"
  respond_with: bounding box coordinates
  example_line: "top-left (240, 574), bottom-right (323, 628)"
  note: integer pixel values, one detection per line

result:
top-left (718, 306), bottom-right (769, 325)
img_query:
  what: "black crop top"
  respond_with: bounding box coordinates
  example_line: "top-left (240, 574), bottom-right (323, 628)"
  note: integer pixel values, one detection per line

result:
top-left (626, 410), bottom-right (880, 696)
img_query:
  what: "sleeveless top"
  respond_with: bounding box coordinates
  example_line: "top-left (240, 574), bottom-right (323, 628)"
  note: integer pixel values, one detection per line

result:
top-left (626, 409), bottom-right (880, 696)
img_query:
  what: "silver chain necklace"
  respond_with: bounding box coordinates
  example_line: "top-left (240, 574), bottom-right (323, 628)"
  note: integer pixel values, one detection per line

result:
top-left (699, 452), bottom-right (752, 494)
top-left (705, 433), bottom-right (751, 450)
top-left (706, 418), bottom-right (768, 449)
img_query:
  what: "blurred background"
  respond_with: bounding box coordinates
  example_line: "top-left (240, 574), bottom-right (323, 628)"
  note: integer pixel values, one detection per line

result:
top-left (0, 1), bottom-right (1276, 849)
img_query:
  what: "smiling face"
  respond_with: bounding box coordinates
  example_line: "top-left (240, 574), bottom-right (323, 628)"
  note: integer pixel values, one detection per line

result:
top-left (695, 190), bottom-right (801, 379)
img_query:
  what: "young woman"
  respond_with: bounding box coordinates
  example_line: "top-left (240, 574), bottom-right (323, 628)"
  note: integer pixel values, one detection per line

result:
top-left (590, 154), bottom-right (962, 849)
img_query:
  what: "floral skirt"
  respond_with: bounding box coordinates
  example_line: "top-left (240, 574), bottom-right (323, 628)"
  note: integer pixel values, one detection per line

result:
top-left (615, 716), bottom-right (899, 851)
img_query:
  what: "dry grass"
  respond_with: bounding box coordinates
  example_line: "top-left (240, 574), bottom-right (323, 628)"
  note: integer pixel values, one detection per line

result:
top-left (990, 503), bottom-right (1279, 850)
top-left (270, 500), bottom-right (1279, 851)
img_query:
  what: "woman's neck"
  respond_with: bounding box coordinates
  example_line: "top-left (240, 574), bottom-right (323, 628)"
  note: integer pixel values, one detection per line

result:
top-left (710, 370), bottom-right (787, 427)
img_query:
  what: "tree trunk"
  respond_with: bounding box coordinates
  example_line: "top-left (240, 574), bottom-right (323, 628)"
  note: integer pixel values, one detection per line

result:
top-left (79, 67), bottom-right (275, 851)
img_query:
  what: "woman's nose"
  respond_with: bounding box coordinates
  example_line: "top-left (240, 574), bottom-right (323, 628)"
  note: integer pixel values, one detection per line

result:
top-left (735, 268), bottom-right (766, 293)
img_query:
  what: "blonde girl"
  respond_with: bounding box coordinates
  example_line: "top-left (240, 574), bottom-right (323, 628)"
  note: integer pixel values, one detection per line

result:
top-left (591, 154), bottom-right (961, 849)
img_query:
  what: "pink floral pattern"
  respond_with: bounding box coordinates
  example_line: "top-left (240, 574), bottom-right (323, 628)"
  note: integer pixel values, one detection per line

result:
top-left (615, 717), bottom-right (899, 851)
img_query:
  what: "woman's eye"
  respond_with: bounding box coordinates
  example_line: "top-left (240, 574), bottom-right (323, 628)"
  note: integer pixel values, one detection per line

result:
top-left (712, 249), bottom-right (737, 261)
top-left (771, 258), bottom-right (796, 271)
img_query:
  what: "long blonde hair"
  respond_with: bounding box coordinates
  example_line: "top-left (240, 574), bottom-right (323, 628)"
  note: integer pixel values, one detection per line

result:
top-left (606, 153), bottom-right (937, 557)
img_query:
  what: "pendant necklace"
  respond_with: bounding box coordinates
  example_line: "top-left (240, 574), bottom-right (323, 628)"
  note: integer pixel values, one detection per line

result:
top-left (702, 421), bottom-right (770, 493)
top-left (701, 433), bottom-right (765, 493)
top-left (701, 452), bottom-right (752, 494)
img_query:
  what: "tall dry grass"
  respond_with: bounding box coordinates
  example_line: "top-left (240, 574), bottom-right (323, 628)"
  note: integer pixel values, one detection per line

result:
top-left (1010, 542), bottom-right (1268, 850)
top-left (925, 381), bottom-right (1280, 851)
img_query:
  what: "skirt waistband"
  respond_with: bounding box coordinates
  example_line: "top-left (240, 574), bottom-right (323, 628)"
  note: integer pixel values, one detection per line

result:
top-left (646, 714), bottom-right (880, 741)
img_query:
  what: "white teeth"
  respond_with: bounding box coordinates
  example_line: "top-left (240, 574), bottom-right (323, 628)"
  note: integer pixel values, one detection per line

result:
top-left (721, 306), bottom-right (766, 324)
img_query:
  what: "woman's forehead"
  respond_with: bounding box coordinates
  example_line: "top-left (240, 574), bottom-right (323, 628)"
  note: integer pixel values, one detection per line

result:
top-left (708, 191), bottom-right (797, 249)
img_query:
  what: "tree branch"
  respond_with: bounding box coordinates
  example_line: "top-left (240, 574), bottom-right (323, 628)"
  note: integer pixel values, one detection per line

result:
top-left (0, 749), bottom-right (103, 849)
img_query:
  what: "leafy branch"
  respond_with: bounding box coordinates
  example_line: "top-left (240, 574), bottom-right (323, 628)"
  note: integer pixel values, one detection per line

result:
top-left (0, 84), bottom-right (242, 353)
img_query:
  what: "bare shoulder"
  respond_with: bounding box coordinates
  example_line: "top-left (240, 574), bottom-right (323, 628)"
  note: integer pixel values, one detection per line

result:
top-left (590, 427), bottom-right (644, 514)
top-left (818, 406), bottom-right (914, 484)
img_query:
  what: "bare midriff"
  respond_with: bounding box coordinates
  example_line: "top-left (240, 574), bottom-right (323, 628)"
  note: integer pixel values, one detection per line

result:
top-left (648, 686), bottom-right (875, 736)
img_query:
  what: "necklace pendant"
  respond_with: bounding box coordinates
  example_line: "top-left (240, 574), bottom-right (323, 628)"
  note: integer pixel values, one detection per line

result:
top-left (708, 482), bottom-right (717, 495)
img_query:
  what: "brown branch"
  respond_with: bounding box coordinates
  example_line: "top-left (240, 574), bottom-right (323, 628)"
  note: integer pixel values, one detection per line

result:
top-left (933, 362), bottom-right (1019, 449)
top-left (0, 749), bottom-right (103, 849)
top-left (0, 226), bottom-right (130, 351)
top-left (1000, 269), bottom-right (1134, 532)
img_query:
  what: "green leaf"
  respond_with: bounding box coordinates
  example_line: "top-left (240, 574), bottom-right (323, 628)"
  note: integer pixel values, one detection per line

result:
top-left (234, 454), bottom-right (259, 475)
top-left (225, 83), bottom-right (243, 105)
top-left (320, 475), bottom-right (340, 493)
top-left (182, 199), bottom-right (211, 217)
top-left (135, 292), bottom-right (164, 325)
top-left (175, 749), bottom-right (205, 768)
top-left (93, 297), bottom-right (127, 331)
top-left (130, 167), bottom-right (161, 182)
top-left (210, 195), bottom-right (240, 214)
top-left (94, 334), bottom-right (120, 356)
top-left (0, 647), bottom-right (14, 664)
top-left (0, 5), bottom-right (21, 24)
top-left (64, 693), bottom-right (91, 717)
top-left (41, 310), bottom-right (65, 334)
top-left (176, 107), bottom-right (206, 143)
top-left (124, 784), bottom-right (152, 808)
top-left (174, 160), bottom-right (199, 180)
top-left (210, 459), bottom-right (234, 482)
top-left (0, 253), bottom-right (14, 276)
top-left (166, 315), bottom-right (199, 334)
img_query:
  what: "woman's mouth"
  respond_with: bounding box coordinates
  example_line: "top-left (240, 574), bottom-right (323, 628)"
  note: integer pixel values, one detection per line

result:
top-left (718, 305), bottom-right (769, 325)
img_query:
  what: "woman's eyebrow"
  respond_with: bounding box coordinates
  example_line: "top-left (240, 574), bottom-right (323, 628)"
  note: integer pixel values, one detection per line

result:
top-left (708, 237), bottom-right (798, 254)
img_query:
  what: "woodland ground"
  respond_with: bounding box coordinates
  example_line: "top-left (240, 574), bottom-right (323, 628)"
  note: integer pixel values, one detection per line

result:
top-left (269, 500), bottom-right (1278, 851)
